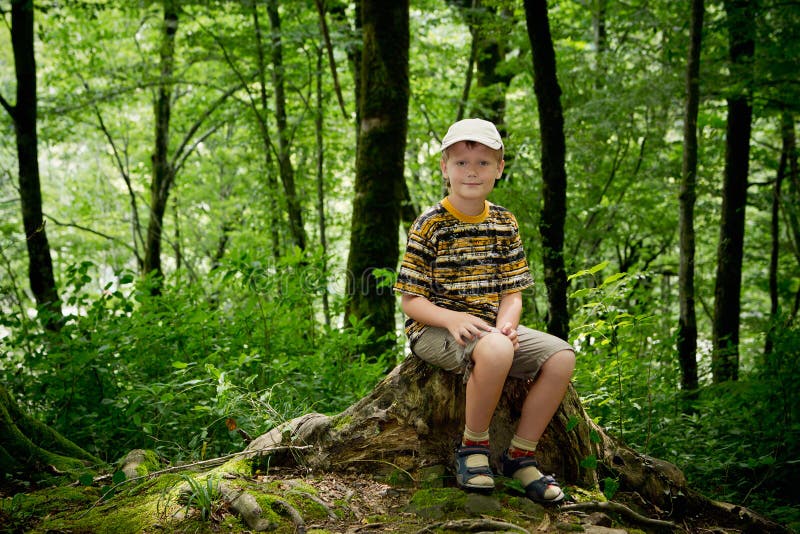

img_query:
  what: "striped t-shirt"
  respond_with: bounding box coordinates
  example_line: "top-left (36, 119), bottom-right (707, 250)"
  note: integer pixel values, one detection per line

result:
top-left (394, 197), bottom-right (534, 343)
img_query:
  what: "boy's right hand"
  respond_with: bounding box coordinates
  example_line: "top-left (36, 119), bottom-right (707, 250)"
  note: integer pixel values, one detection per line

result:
top-left (446, 312), bottom-right (493, 346)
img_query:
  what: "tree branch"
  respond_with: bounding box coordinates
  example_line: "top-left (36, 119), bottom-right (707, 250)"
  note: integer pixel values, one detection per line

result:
top-left (0, 92), bottom-right (14, 117)
top-left (314, 0), bottom-right (348, 119)
top-left (43, 213), bottom-right (138, 256)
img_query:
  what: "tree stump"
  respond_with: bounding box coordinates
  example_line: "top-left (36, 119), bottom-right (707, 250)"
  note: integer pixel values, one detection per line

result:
top-left (245, 355), bottom-right (682, 508)
top-left (244, 356), bottom-right (789, 531)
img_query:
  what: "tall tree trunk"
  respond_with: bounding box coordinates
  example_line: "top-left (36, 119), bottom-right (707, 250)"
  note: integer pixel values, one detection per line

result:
top-left (712, 0), bottom-right (756, 383)
top-left (143, 0), bottom-right (179, 290)
top-left (315, 45), bottom-right (331, 327)
top-left (344, 0), bottom-right (409, 352)
top-left (591, 0), bottom-right (607, 88)
top-left (764, 112), bottom-right (793, 356)
top-left (473, 5), bottom-right (514, 138)
top-left (3, 0), bottom-right (63, 331)
top-left (267, 0), bottom-right (307, 252)
top-left (250, 3), bottom-right (282, 260)
top-left (523, 0), bottom-right (570, 341)
top-left (783, 115), bottom-right (800, 326)
top-left (677, 0), bottom-right (704, 395)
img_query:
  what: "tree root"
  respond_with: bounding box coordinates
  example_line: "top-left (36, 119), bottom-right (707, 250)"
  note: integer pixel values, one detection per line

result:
top-left (218, 482), bottom-right (275, 531)
top-left (272, 497), bottom-right (306, 533)
top-left (561, 501), bottom-right (677, 530)
top-left (286, 489), bottom-right (337, 519)
top-left (416, 518), bottom-right (529, 533)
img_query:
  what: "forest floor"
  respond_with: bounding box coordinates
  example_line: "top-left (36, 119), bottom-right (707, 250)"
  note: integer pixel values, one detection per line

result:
top-left (1, 463), bottom-right (785, 534)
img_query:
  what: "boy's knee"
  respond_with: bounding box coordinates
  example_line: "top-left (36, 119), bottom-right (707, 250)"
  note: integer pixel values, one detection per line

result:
top-left (473, 332), bottom-right (515, 363)
top-left (546, 349), bottom-right (576, 377)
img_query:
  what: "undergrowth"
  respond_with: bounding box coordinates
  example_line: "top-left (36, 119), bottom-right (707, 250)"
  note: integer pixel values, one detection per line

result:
top-left (567, 263), bottom-right (800, 530)
top-left (1, 256), bottom-right (798, 530)
top-left (0, 250), bottom-right (394, 465)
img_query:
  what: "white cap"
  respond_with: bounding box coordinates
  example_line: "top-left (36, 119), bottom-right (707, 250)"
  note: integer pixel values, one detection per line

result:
top-left (440, 118), bottom-right (504, 152)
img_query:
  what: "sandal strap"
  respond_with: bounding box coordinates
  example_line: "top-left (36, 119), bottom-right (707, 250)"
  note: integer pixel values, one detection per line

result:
top-left (524, 474), bottom-right (563, 501)
top-left (455, 445), bottom-right (494, 478)
top-left (501, 452), bottom-right (540, 476)
top-left (455, 445), bottom-right (491, 459)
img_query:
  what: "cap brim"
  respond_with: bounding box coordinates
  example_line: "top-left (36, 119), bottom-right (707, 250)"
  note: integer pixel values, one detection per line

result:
top-left (441, 135), bottom-right (503, 151)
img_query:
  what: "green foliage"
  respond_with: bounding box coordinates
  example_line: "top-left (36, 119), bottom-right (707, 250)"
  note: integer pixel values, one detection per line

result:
top-left (0, 250), bottom-right (390, 464)
top-left (180, 474), bottom-right (221, 522)
top-left (570, 264), bottom-right (800, 525)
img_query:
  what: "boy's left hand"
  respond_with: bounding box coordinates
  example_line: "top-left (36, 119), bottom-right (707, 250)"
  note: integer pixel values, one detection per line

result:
top-left (498, 322), bottom-right (519, 351)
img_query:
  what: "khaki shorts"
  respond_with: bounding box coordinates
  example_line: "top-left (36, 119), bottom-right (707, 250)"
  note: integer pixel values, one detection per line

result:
top-left (410, 325), bottom-right (574, 382)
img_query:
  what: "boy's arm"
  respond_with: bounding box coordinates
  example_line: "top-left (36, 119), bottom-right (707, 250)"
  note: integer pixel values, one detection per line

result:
top-left (496, 291), bottom-right (523, 350)
top-left (401, 293), bottom-right (492, 346)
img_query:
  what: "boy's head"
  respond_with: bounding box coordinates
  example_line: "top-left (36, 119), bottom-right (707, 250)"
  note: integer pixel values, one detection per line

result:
top-left (440, 118), bottom-right (505, 191)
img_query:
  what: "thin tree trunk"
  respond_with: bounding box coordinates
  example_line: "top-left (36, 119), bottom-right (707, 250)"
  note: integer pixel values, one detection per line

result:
top-left (251, 3), bottom-right (281, 261)
top-left (267, 0), bottom-right (307, 252)
top-left (473, 5), bottom-right (514, 141)
top-left (764, 113), bottom-right (791, 356)
top-left (591, 0), bottom-right (607, 89)
top-left (712, 0), bottom-right (756, 383)
top-left (523, 0), bottom-right (570, 340)
top-left (345, 0), bottom-right (409, 353)
top-left (3, 0), bottom-right (63, 331)
top-left (143, 0), bottom-right (178, 290)
top-left (315, 45), bottom-right (331, 327)
top-left (677, 0), bottom-right (704, 395)
top-left (780, 113), bottom-right (800, 326)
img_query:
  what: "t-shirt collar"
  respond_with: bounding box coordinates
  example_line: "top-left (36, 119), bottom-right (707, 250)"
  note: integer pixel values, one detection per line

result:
top-left (442, 197), bottom-right (489, 223)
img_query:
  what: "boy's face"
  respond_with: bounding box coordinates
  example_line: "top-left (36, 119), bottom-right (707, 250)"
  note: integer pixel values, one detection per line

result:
top-left (441, 141), bottom-right (505, 204)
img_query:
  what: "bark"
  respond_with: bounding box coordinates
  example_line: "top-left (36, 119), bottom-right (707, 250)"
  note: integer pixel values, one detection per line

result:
top-left (250, 3), bottom-right (282, 260)
top-left (6, 0), bottom-right (63, 331)
top-left (523, 0), bottom-right (570, 340)
top-left (473, 4), bottom-right (514, 138)
top-left (315, 46), bottom-right (331, 326)
top-left (784, 115), bottom-right (800, 325)
top-left (344, 0), bottom-right (409, 350)
top-left (765, 112), bottom-right (793, 355)
top-left (242, 357), bottom-right (785, 532)
top-left (452, 1), bottom-right (513, 140)
top-left (0, 385), bottom-right (101, 477)
top-left (143, 0), bottom-right (179, 289)
top-left (712, 0), bottom-right (756, 383)
top-left (677, 0), bottom-right (704, 395)
top-left (267, 0), bottom-right (307, 252)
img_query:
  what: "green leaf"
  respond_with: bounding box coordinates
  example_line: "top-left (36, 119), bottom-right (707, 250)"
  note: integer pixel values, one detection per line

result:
top-left (566, 415), bottom-right (581, 432)
top-left (569, 288), bottom-right (593, 299)
top-left (602, 477), bottom-right (620, 500)
top-left (78, 473), bottom-right (94, 487)
top-left (601, 272), bottom-right (626, 286)
top-left (112, 471), bottom-right (127, 485)
top-left (589, 429), bottom-right (601, 443)
top-left (580, 454), bottom-right (598, 469)
top-left (567, 261), bottom-right (609, 281)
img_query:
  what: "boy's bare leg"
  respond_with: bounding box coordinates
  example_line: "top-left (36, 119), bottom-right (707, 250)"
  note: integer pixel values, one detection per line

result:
top-left (465, 333), bottom-right (515, 433)
top-left (515, 349), bottom-right (576, 441)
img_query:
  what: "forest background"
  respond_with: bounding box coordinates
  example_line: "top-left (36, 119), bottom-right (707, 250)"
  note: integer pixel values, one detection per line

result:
top-left (1, 0), bottom-right (799, 530)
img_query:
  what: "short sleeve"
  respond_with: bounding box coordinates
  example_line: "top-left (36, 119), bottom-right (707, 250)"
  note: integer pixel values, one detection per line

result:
top-left (498, 213), bottom-right (534, 294)
top-left (394, 219), bottom-right (436, 299)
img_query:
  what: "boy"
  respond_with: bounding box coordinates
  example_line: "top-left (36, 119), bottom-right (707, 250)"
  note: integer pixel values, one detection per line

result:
top-left (393, 118), bottom-right (576, 503)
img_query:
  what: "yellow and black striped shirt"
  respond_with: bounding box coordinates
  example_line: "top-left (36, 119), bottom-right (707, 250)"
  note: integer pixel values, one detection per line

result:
top-left (394, 197), bottom-right (534, 343)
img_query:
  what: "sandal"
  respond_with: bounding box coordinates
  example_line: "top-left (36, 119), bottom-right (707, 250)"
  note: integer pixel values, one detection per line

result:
top-left (502, 451), bottom-right (565, 504)
top-left (454, 444), bottom-right (495, 492)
